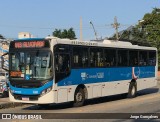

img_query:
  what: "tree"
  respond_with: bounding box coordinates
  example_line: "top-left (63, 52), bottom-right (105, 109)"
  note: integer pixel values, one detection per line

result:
top-left (52, 29), bottom-right (62, 38)
top-left (53, 28), bottom-right (76, 40)
top-left (61, 29), bottom-right (68, 39)
top-left (0, 34), bottom-right (5, 39)
top-left (112, 8), bottom-right (160, 68)
top-left (67, 28), bottom-right (76, 40)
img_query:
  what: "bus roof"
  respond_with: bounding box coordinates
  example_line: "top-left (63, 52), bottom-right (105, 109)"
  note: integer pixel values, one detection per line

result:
top-left (45, 36), bottom-right (157, 51)
top-left (12, 37), bottom-right (157, 51)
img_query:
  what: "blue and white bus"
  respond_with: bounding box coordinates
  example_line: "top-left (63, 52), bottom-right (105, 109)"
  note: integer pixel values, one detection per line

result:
top-left (1, 37), bottom-right (158, 107)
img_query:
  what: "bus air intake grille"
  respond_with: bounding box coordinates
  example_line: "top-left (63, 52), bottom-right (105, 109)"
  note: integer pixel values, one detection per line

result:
top-left (13, 94), bottom-right (39, 101)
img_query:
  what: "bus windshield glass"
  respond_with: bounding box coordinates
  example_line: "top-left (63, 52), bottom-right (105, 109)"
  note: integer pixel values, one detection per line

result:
top-left (10, 50), bottom-right (52, 80)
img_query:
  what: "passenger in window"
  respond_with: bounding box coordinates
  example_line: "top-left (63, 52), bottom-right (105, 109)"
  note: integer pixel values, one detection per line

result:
top-left (110, 61), bottom-right (114, 66)
top-left (134, 58), bottom-right (138, 65)
top-left (100, 61), bottom-right (103, 67)
top-left (105, 62), bottom-right (110, 66)
top-left (58, 55), bottom-right (63, 66)
top-left (139, 60), bottom-right (142, 65)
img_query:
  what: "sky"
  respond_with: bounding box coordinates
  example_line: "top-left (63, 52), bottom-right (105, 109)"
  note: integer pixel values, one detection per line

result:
top-left (0, 0), bottom-right (160, 40)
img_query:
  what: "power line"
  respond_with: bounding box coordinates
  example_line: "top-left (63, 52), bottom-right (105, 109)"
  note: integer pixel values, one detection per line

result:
top-left (0, 23), bottom-right (134, 31)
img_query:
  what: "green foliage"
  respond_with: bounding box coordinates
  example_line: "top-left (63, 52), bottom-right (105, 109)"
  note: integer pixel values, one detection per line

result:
top-left (52, 28), bottom-right (76, 40)
top-left (115, 8), bottom-right (160, 68)
top-left (0, 34), bottom-right (5, 39)
top-left (53, 29), bottom-right (62, 38)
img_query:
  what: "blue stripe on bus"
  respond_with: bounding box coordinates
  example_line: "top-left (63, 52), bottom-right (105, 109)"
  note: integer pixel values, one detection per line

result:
top-left (57, 66), bottom-right (155, 86)
top-left (9, 80), bottom-right (53, 95)
top-left (14, 38), bottom-right (45, 41)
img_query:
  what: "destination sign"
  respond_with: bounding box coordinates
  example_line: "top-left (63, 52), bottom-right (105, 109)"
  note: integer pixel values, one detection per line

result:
top-left (10, 71), bottom-right (22, 77)
top-left (71, 41), bottom-right (98, 46)
top-left (14, 41), bottom-right (45, 48)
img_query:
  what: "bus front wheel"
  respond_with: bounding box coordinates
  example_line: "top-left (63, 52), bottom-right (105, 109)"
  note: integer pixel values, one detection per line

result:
top-left (73, 88), bottom-right (85, 107)
top-left (127, 82), bottom-right (137, 98)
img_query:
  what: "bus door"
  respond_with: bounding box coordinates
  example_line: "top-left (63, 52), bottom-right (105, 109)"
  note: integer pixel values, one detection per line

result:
top-left (54, 53), bottom-right (70, 83)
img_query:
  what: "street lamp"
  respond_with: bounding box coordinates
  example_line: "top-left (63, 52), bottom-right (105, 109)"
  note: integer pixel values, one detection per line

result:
top-left (90, 21), bottom-right (98, 40)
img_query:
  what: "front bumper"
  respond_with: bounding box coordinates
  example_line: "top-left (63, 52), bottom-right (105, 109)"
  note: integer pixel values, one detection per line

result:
top-left (9, 90), bottom-right (55, 104)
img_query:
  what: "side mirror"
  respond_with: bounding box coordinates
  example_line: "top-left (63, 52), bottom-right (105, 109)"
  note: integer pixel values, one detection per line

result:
top-left (1, 53), bottom-right (9, 71)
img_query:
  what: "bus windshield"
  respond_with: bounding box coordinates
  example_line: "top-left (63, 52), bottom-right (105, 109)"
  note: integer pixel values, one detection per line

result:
top-left (10, 50), bottom-right (52, 80)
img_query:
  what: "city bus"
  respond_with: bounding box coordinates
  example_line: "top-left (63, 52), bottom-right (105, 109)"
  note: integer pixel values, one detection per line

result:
top-left (1, 37), bottom-right (158, 107)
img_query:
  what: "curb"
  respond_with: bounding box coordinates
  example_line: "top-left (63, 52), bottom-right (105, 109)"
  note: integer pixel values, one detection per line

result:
top-left (0, 102), bottom-right (24, 109)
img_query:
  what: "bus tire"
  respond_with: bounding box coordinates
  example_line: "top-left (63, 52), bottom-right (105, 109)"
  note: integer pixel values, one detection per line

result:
top-left (2, 91), bottom-right (8, 98)
top-left (127, 82), bottom-right (137, 98)
top-left (73, 88), bottom-right (85, 107)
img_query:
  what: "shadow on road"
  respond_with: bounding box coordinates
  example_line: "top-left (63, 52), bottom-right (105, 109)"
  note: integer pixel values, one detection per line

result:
top-left (137, 88), bottom-right (159, 96)
top-left (23, 87), bottom-right (159, 110)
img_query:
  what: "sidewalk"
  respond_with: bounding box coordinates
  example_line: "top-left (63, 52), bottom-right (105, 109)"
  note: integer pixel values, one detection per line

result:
top-left (0, 97), bottom-right (24, 109)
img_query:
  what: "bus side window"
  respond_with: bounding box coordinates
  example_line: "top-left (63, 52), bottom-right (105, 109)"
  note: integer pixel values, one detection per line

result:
top-left (90, 48), bottom-right (103, 67)
top-left (55, 55), bottom-right (62, 72)
top-left (134, 58), bottom-right (138, 65)
top-left (104, 49), bottom-right (116, 67)
top-left (55, 54), bottom-right (70, 73)
top-left (73, 47), bottom-right (89, 68)
top-left (117, 50), bottom-right (128, 66)
top-left (90, 52), bottom-right (95, 67)
top-left (148, 51), bottom-right (156, 66)
top-left (129, 50), bottom-right (138, 66)
top-left (139, 51), bottom-right (147, 66)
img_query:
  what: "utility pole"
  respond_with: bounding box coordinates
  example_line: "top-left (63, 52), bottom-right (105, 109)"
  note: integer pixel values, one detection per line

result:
top-left (90, 21), bottom-right (98, 40)
top-left (80, 17), bottom-right (83, 41)
top-left (111, 16), bottom-right (120, 40)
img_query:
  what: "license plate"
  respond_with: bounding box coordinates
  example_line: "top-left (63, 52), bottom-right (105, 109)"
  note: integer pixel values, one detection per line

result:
top-left (22, 97), bottom-right (29, 101)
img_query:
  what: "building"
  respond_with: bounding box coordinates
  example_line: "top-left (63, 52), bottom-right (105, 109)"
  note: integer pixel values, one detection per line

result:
top-left (18, 32), bottom-right (33, 39)
top-left (0, 39), bottom-right (11, 71)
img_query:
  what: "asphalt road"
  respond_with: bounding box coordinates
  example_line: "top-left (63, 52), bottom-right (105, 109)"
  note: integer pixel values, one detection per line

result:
top-left (0, 80), bottom-right (159, 122)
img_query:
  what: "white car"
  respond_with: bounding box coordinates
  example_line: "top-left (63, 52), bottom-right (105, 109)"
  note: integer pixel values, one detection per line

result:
top-left (0, 72), bottom-right (9, 97)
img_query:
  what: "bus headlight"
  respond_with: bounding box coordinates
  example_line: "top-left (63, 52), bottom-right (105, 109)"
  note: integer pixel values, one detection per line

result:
top-left (41, 87), bottom-right (52, 96)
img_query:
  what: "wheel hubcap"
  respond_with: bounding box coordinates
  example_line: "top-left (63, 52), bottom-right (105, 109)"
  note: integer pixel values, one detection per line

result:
top-left (131, 86), bottom-right (135, 96)
top-left (76, 92), bottom-right (83, 102)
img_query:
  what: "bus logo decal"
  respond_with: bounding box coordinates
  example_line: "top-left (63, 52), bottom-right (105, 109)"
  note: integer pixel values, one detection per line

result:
top-left (25, 75), bottom-right (30, 80)
top-left (97, 73), bottom-right (104, 78)
top-left (81, 72), bottom-right (104, 80)
top-left (81, 72), bottom-right (88, 80)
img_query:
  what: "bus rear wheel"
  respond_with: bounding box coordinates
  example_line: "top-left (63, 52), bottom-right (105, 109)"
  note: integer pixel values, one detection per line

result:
top-left (127, 82), bottom-right (137, 98)
top-left (73, 88), bottom-right (85, 107)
